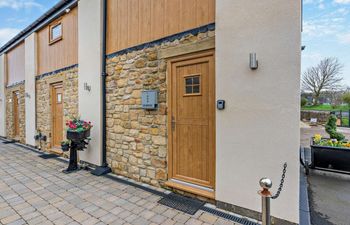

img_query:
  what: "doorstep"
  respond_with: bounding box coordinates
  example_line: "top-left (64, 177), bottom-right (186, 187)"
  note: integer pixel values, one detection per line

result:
top-left (165, 179), bottom-right (215, 199)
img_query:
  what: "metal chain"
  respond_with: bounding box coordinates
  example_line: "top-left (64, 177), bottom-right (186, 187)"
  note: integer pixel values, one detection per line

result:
top-left (271, 162), bottom-right (287, 199)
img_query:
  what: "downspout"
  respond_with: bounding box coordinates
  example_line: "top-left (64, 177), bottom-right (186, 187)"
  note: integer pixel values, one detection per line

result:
top-left (91, 0), bottom-right (111, 176)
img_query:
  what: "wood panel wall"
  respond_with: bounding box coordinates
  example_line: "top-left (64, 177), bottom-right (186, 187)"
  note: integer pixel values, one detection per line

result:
top-left (106, 0), bottom-right (215, 55)
top-left (37, 7), bottom-right (78, 75)
top-left (6, 42), bottom-right (25, 85)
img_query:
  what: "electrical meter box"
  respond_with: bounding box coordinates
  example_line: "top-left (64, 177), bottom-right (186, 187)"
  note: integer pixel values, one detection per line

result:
top-left (141, 90), bottom-right (158, 109)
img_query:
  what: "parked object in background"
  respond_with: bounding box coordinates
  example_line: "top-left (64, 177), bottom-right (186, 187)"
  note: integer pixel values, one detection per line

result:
top-left (310, 118), bottom-right (317, 126)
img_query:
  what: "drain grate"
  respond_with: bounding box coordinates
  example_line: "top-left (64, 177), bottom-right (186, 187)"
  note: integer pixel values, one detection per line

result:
top-left (39, 154), bottom-right (59, 159)
top-left (158, 193), bottom-right (205, 215)
top-left (2, 140), bottom-right (16, 144)
top-left (201, 207), bottom-right (259, 225)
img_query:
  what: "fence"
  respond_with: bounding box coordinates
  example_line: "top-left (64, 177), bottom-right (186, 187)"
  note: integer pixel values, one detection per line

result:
top-left (333, 110), bottom-right (350, 127)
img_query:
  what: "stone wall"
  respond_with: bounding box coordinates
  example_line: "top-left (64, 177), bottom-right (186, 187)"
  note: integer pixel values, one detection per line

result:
top-left (5, 83), bottom-right (25, 143)
top-left (35, 66), bottom-right (78, 150)
top-left (301, 110), bottom-right (330, 123)
top-left (105, 28), bottom-right (215, 187)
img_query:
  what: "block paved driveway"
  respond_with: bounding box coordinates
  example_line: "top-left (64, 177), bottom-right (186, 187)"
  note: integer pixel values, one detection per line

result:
top-left (0, 142), bottom-right (240, 225)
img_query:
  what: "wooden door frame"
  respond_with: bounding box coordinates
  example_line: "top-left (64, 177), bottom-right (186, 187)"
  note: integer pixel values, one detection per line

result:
top-left (50, 82), bottom-right (63, 150)
top-left (166, 49), bottom-right (216, 199)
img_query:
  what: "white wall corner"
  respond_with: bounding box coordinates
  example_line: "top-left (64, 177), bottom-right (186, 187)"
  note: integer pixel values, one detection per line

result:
top-left (215, 0), bottom-right (301, 224)
top-left (24, 33), bottom-right (37, 146)
top-left (0, 54), bottom-right (6, 137)
top-left (78, 0), bottom-right (103, 166)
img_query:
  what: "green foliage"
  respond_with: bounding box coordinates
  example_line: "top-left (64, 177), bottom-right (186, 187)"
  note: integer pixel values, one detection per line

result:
top-left (302, 104), bottom-right (350, 111)
top-left (301, 97), bottom-right (308, 107)
top-left (325, 115), bottom-right (345, 141)
top-left (342, 92), bottom-right (350, 107)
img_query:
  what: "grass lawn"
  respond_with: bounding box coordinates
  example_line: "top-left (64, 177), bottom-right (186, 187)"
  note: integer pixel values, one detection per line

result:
top-left (342, 117), bottom-right (349, 127)
top-left (302, 104), bottom-right (350, 111)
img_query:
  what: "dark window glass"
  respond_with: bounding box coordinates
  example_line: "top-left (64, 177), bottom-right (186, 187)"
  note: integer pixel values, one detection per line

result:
top-left (184, 75), bottom-right (200, 94)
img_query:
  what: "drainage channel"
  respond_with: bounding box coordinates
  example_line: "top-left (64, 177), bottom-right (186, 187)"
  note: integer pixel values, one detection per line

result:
top-left (2, 140), bottom-right (259, 225)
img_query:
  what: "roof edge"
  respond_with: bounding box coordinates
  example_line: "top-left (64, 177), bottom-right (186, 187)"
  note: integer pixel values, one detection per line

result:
top-left (0, 0), bottom-right (77, 54)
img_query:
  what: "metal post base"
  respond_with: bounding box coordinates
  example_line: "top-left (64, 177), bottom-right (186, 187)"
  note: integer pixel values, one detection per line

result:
top-left (91, 166), bottom-right (111, 176)
top-left (62, 141), bottom-right (80, 174)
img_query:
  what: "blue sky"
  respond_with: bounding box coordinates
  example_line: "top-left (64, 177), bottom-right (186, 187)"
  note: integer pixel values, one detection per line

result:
top-left (0, 0), bottom-right (58, 46)
top-left (0, 0), bottom-right (349, 86)
top-left (303, 0), bottom-right (350, 86)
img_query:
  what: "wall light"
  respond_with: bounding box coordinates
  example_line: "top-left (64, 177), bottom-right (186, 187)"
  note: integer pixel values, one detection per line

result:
top-left (249, 53), bottom-right (258, 70)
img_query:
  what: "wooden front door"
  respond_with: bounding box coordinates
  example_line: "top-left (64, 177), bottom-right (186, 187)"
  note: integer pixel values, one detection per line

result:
top-left (13, 91), bottom-right (20, 138)
top-left (168, 50), bottom-right (215, 197)
top-left (51, 83), bottom-right (63, 149)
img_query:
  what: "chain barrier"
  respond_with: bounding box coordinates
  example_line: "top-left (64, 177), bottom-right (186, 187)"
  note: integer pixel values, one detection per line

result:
top-left (259, 162), bottom-right (288, 225)
top-left (271, 162), bottom-right (287, 199)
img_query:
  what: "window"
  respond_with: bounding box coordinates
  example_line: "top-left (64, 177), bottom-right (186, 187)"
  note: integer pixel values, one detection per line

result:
top-left (57, 93), bottom-right (62, 103)
top-left (184, 75), bottom-right (201, 95)
top-left (49, 22), bottom-right (62, 44)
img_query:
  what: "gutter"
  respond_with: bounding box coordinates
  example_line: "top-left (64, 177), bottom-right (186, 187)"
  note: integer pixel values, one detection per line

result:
top-left (0, 0), bottom-right (77, 54)
top-left (91, 0), bottom-right (111, 176)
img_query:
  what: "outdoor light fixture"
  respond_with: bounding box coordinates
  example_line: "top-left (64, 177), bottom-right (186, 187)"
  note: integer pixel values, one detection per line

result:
top-left (249, 53), bottom-right (258, 70)
top-left (65, 8), bottom-right (71, 14)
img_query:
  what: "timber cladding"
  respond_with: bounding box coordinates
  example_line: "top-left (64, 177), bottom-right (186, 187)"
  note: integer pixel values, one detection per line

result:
top-left (105, 27), bottom-right (214, 187)
top-left (6, 42), bottom-right (25, 86)
top-left (5, 83), bottom-right (25, 143)
top-left (37, 6), bottom-right (78, 75)
top-left (106, 0), bottom-right (215, 55)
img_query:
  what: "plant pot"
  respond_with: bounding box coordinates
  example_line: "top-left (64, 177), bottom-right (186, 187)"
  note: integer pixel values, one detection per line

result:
top-left (67, 129), bottom-right (91, 142)
top-left (311, 138), bottom-right (350, 172)
top-left (61, 144), bottom-right (70, 152)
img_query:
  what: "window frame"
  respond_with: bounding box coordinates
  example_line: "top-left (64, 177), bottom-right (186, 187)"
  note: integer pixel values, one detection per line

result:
top-left (183, 74), bottom-right (202, 96)
top-left (49, 20), bottom-right (63, 45)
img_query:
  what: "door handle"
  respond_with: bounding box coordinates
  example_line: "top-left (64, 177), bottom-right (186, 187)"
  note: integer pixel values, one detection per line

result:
top-left (171, 116), bottom-right (176, 130)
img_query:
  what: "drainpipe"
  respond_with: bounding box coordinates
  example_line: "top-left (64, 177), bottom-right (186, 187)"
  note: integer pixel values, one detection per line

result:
top-left (91, 0), bottom-right (111, 176)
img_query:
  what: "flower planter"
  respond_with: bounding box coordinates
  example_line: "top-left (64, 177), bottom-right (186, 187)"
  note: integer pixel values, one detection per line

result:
top-left (61, 144), bottom-right (70, 152)
top-left (66, 129), bottom-right (91, 142)
top-left (311, 138), bottom-right (350, 172)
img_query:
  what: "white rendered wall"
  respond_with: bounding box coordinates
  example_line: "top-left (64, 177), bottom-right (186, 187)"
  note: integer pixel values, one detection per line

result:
top-left (78, 0), bottom-right (103, 166)
top-left (25, 33), bottom-right (37, 146)
top-left (0, 54), bottom-right (5, 137)
top-left (216, 0), bottom-right (301, 223)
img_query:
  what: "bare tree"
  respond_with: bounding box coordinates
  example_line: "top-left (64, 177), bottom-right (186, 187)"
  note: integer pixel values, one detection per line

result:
top-left (302, 57), bottom-right (343, 105)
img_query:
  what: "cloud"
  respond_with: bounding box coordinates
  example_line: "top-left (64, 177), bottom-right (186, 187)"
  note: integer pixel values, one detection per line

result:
top-left (334, 0), bottom-right (350, 4)
top-left (338, 33), bottom-right (350, 44)
top-left (303, 18), bottom-right (344, 37)
top-left (0, 0), bottom-right (43, 10)
top-left (0, 28), bottom-right (20, 47)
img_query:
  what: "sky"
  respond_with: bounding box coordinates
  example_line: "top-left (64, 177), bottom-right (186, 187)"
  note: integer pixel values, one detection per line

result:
top-left (303, 0), bottom-right (350, 87)
top-left (0, 0), bottom-right (58, 46)
top-left (0, 0), bottom-right (349, 86)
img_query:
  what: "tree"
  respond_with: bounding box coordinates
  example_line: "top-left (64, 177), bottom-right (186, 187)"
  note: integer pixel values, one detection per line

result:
top-left (302, 57), bottom-right (343, 105)
top-left (343, 92), bottom-right (350, 107)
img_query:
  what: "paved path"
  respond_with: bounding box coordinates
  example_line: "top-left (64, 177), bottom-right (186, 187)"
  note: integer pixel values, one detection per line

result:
top-left (0, 142), bottom-right (241, 225)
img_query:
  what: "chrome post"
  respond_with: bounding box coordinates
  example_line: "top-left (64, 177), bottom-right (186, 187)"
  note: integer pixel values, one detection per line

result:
top-left (259, 178), bottom-right (272, 225)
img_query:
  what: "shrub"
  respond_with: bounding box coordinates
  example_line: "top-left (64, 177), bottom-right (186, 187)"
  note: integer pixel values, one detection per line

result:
top-left (301, 97), bottom-right (308, 107)
top-left (343, 92), bottom-right (350, 107)
top-left (325, 115), bottom-right (345, 141)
